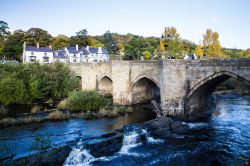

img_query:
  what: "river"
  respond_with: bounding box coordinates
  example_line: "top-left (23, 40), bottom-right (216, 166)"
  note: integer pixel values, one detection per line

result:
top-left (0, 94), bottom-right (250, 165)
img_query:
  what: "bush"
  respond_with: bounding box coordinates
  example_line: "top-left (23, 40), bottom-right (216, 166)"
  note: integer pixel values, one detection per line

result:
top-left (30, 105), bottom-right (42, 114)
top-left (67, 90), bottom-right (107, 112)
top-left (0, 62), bottom-right (79, 105)
top-left (57, 99), bottom-right (68, 110)
top-left (47, 110), bottom-right (68, 120)
top-left (127, 106), bottom-right (134, 113)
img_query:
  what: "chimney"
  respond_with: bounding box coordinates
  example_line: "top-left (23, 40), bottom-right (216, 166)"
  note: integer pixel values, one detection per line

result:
top-left (86, 45), bottom-right (89, 51)
top-left (76, 44), bottom-right (78, 51)
top-left (36, 43), bottom-right (39, 48)
top-left (48, 45), bottom-right (52, 49)
top-left (98, 47), bottom-right (102, 53)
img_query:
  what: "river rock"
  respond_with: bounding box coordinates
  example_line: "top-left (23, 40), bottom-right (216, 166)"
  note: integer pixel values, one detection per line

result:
top-left (85, 130), bottom-right (123, 158)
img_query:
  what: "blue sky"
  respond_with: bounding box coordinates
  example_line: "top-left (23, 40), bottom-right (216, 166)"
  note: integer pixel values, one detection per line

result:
top-left (1, 0), bottom-right (250, 49)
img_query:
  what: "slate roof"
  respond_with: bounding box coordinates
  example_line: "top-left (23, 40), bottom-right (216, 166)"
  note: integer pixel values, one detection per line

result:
top-left (26, 46), bottom-right (53, 52)
top-left (66, 47), bottom-right (79, 54)
top-left (54, 49), bottom-right (67, 59)
top-left (65, 46), bottom-right (109, 55)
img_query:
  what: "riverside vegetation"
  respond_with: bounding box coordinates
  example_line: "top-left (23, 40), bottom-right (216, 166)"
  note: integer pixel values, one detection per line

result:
top-left (0, 62), bottom-right (133, 126)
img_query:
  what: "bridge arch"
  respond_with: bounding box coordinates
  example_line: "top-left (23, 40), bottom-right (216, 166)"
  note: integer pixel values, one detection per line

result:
top-left (186, 70), bottom-right (250, 117)
top-left (131, 75), bottom-right (160, 104)
top-left (98, 75), bottom-right (113, 97)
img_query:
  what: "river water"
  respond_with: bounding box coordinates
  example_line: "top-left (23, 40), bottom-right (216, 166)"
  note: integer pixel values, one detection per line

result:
top-left (1, 94), bottom-right (250, 165)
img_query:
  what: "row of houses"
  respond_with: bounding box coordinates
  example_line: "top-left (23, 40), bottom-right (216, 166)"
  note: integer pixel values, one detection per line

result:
top-left (22, 43), bottom-right (110, 64)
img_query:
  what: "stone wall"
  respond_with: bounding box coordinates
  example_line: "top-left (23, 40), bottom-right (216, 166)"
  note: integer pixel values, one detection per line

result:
top-left (69, 59), bottom-right (250, 118)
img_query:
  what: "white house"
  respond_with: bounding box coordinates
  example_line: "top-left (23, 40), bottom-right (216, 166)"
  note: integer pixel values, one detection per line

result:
top-left (23, 43), bottom-right (53, 63)
top-left (54, 45), bottom-right (109, 63)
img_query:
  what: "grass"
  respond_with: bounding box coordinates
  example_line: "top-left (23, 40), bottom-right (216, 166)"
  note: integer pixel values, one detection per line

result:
top-left (57, 99), bottom-right (68, 110)
top-left (30, 105), bottom-right (42, 114)
top-left (46, 110), bottom-right (69, 121)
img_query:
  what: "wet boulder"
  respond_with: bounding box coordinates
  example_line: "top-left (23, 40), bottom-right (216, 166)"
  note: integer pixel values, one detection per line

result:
top-left (85, 130), bottom-right (123, 158)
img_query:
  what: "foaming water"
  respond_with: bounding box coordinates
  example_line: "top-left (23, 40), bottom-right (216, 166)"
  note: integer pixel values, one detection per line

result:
top-left (64, 126), bottom-right (165, 165)
top-left (64, 96), bottom-right (250, 166)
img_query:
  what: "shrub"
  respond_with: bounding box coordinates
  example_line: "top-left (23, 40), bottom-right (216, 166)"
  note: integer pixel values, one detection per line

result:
top-left (57, 99), bottom-right (68, 110)
top-left (30, 105), bottom-right (42, 114)
top-left (47, 110), bottom-right (67, 120)
top-left (127, 106), bottom-right (134, 113)
top-left (67, 90), bottom-right (107, 112)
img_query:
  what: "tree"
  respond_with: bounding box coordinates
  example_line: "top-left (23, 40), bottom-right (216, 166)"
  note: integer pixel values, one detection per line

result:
top-left (160, 27), bottom-right (183, 57)
top-left (202, 29), bottom-right (222, 58)
top-left (69, 29), bottom-right (91, 47)
top-left (195, 44), bottom-right (204, 58)
top-left (0, 21), bottom-right (9, 36)
top-left (51, 35), bottom-right (69, 50)
top-left (143, 51), bottom-right (151, 60)
top-left (3, 31), bottom-right (25, 60)
top-left (25, 28), bottom-right (52, 47)
top-left (103, 30), bottom-right (117, 54)
top-left (90, 38), bottom-right (104, 48)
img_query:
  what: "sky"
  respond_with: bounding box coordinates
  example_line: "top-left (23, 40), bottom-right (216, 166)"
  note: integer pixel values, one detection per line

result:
top-left (1, 0), bottom-right (250, 49)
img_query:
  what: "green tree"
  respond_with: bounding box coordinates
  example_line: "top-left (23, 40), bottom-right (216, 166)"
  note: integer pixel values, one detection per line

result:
top-left (90, 38), bottom-right (104, 48)
top-left (103, 30), bottom-right (117, 54)
top-left (3, 31), bottom-right (25, 60)
top-left (0, 21), bottom-right (9, 36)
top-left (160, 27), bottom-right (183, 57)
top-left (143, 51), bottom-right (151, 60)
top-left (0, 77), bottom-right (29, 105)
top-left (69, 29), bottom-right (91, 47)
top-left (24, 28), bottom-right (52, 47)
top-left (51, 35), bottom-right (69, 50)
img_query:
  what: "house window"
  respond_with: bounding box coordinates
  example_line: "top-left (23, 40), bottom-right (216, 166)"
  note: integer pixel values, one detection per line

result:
top-left (43, 57), bottom-right (49, 63)
top-left (31, 52), bottom-right (34, 55)
top-left (44, 52), bottom-right (47, 56)
top-left (73, 54), bottom-right (76, 58)
top-left (29, 56), bottom-right (36, 62)
top-left (73, 59), bottom-right (76, 62)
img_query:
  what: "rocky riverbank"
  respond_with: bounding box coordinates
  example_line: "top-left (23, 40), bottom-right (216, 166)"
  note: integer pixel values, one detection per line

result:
top-left (2, 117), bottom-right (189, 166)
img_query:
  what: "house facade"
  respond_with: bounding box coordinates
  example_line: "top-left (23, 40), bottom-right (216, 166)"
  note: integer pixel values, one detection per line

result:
top-left (54, 45), bottom-right (109, 63)
top-left (23, 42), bottom-right (109, 64)
top-left (23, 43), bottom-right (53, 63)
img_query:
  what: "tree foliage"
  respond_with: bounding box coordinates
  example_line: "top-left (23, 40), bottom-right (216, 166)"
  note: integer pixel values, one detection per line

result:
top-left (160, 27), bottom-right (183, 57)
top-left (202, 29), bottom-right (222, 58)
top-left (51, 35), bottom-right (69, 50)
top-left (25, 28), bottom-right (52, 47)
top-left (0, 62), bottom-right (79, 105)
top-left (143, 51), bottom-right (151, 60)
top-left (0, 21), bottom-right (9, 36)
top-left (3, 31), bottom-right (25, 60)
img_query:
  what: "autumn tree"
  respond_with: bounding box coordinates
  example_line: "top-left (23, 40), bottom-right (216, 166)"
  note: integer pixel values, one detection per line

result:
top-left (160, 27), bottom-right (183, 57)
top-left (202, 29), bottom-right (222, 58)
top-left (51, 35), bottom-right (69, 50)
top-left (195, 44), bottom-right (204, 58)
top-left (90, 38), bottom-right (104, 48)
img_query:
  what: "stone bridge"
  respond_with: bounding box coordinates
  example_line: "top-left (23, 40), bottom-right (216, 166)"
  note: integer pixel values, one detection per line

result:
top-left (69, 59), bottom-right (250, 119)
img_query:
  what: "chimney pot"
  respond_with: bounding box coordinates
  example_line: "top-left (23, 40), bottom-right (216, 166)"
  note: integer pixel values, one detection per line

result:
top-left (76, 44), bottom-right (78, 51)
